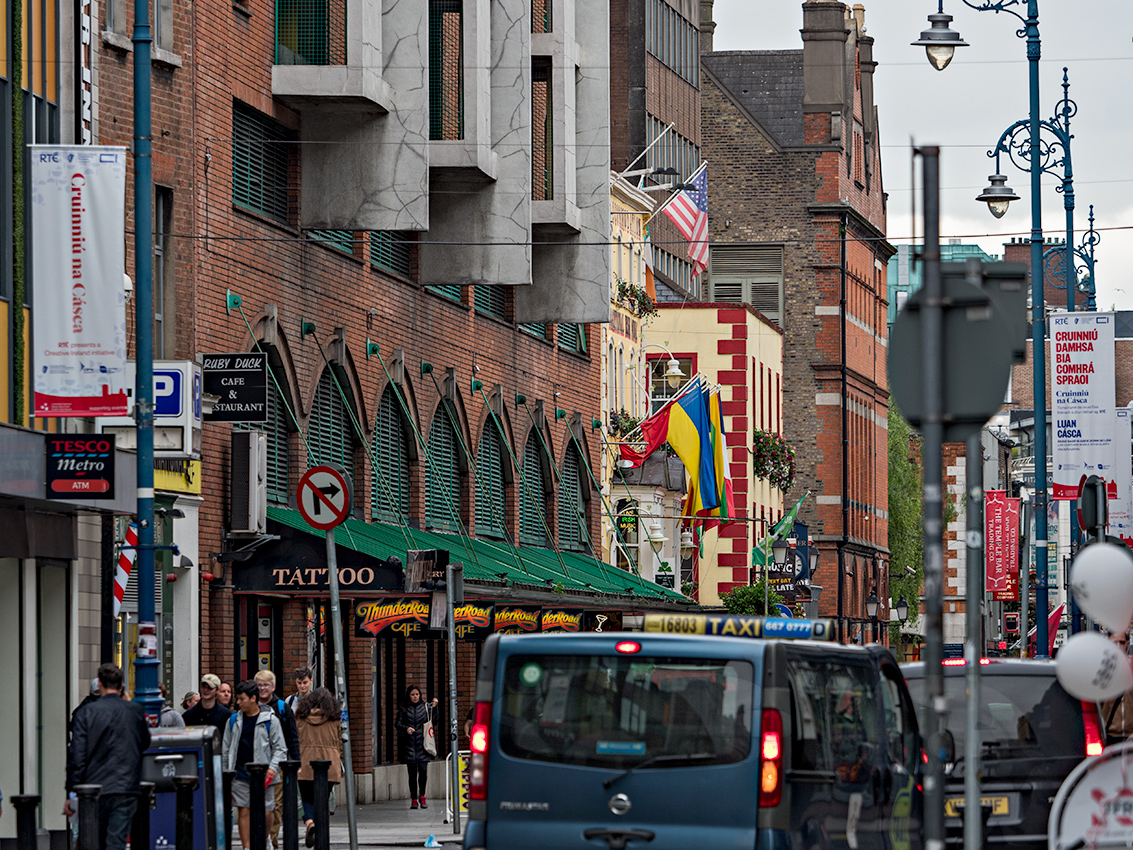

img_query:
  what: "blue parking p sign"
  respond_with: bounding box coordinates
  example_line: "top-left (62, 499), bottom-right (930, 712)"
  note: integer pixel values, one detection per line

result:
top-left (154, 369), bottom-right (182, 417)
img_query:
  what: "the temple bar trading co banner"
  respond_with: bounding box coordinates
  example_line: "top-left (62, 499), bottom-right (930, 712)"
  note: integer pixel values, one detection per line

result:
top-left (30, 146), bottom-right (129, 417)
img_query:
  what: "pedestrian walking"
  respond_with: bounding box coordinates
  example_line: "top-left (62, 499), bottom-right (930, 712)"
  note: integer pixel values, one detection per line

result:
top-left (182, 691), bottom-right (201, 711)
top-left (294, 688), bottom-right (343, 847)
top-left (395, 685), bottom-right (439, 809)
top-left (222, 681), bottom-right (287, 850)
top-left (255, 670), bottom-right (301, 848)
top-left (159, 684), bottom-right (187, 727)
top-left (183, 674), bottom-right (233, 732)
top-left (285, 666), bottom-right (314, 714)
top-left (65, 663), bottom-right (151, 850)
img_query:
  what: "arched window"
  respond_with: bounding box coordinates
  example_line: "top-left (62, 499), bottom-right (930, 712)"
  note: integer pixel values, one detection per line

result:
top-left (234, 348), bottom-right (293, 504)
top-left (371, 385), bottom-right (410, 524)
top-left (558, 445), bottom-right (588, 552)
top-left (475, 422), bottom-right (507, 540)
top-left (309, 370), bottom-right (357, 473)
top-left (519, 433), bottom-right (549, 547)
top-left (426, 402), bottom-right (463, 532)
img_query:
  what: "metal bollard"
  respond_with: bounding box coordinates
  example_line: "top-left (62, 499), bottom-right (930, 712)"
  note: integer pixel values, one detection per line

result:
top-left (281, 760), bottom-right (301, 850)
top-left (174, 775), bottom-right (200, 850)
top-left (134, 782), bottom-right (156, 850)
top-left (74, 784), bottom-right (102, 850)
top-left (247, 762), bottom-right (269, 850)
top-left (12, 795), bottom-right (40, 850)
top-left (223, 770), bottom-right (236, 850)
top-left (311, 760), bottom-right (331, 850)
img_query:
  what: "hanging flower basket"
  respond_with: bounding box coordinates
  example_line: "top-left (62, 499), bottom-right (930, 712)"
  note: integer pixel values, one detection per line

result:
top-left (752, 429), bottom-right (796, 492)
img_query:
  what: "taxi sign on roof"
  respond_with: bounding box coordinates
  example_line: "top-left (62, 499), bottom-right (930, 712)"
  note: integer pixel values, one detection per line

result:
top-left (643, 614), bottom-right (836, 640)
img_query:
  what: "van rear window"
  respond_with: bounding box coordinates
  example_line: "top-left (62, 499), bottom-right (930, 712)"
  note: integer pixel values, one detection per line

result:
top-left (498, 655), bottom-right (754, 768)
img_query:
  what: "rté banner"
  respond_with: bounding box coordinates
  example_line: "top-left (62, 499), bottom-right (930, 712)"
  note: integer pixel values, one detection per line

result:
top-left (30, 146), bottom-right (128, 417)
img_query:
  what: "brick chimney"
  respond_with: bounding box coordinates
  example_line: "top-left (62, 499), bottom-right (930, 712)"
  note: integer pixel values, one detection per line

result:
top-left (802, 1), bottom-right (851, 121)
top-left (699, 0), bottom-right (716, 53)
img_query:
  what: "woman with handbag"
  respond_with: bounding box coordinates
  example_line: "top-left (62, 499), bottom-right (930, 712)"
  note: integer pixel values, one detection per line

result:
top-left (395, 685), bottom-right (439, 809)
top-left (295, 688), bottom-right (343, 847)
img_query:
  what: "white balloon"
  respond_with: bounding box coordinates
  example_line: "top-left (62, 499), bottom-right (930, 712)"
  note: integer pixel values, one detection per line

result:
top-left (1069, 543), bottom-right (1133, 633)
top-left (1056, 632), bottom-right (1133, 703)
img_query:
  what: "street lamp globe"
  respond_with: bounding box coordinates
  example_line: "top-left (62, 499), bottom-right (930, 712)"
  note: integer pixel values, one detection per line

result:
top-left (911, 12), bottom-right (968, 72)
top-left (679, 528), bottom-right (696, 555)
top-left (664, 358), bottom-right (685, 389)
top-left (895, 595), bottom-right (910, 624)
top-left (865, 588), bottom-right (880, 619)
top-left (976, 174), bottom-right (1021, 219)
top-left (771, 538), bottom-right (790, 568)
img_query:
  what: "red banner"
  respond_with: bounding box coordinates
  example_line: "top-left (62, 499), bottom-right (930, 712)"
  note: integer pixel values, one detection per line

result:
top-left (986, 491), bottom-right (1020, 601)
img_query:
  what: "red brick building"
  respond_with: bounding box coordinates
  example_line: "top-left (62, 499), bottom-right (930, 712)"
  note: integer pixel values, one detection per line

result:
top-left (92, 0), bottom-right (685, 799)
top-left (697, 0), bottom-right (893, 641)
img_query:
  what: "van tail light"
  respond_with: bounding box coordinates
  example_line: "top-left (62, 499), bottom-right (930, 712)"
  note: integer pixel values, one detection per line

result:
top-left (469, 702), bottom-right (492, 801)
top-left (1081, 701), bottom-right (1104, 757)
top-left (759, 709), bottom-right (783, 808)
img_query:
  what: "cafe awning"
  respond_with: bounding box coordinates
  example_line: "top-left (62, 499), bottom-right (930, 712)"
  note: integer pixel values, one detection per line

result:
top-left (266, 506), bottom-right (689, 604)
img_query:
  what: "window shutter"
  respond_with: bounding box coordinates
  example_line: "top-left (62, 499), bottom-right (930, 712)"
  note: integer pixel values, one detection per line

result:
top-left (519, 436), bottom-right (548, 547)
top-left (232, 102), bottom-right (292, 224)
top-left (371, 387), bottom-right (410, 523)
top-left (475, 425), bottom-right (507, 539)
top-left (370, 231), bottom-right (414, 278)
top-left (474, 285), bottom-right (508, 320)
top-left (310, 371), bottom-right (355, 473)
top-left (426, 403), bottom-right (462, 531)
top-left (709, 244), bottom-right (784, 321)
top-left (558, 448), bottom-right (586, 552)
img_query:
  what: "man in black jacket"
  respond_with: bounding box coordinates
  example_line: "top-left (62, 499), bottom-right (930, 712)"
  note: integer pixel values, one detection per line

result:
top-left (182, 673), bottom-right (232, 732)
top-left (65, 663), bottom-right (151, 850)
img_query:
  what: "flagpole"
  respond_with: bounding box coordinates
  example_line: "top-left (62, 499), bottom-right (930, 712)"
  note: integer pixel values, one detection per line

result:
top-left (616, 372), bottom-right (709, 444)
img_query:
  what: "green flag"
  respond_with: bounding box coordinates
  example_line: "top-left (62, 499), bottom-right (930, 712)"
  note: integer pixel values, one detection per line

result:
top-left (752, 493), bottom-right (808, 566)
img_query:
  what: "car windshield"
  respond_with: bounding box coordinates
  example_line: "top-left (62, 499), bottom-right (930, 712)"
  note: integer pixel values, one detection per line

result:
top-left (498, 654), bottom-right (754, 768)
top-left (904, 672), bottom-right (1084, 759)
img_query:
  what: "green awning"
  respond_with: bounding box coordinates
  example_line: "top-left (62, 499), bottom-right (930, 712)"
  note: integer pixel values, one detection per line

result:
top-left (266, 506), bottom-right (688, 603)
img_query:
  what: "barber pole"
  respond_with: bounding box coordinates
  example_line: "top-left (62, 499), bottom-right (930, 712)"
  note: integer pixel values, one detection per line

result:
top-left (113, 523), bottom-right (138, 617)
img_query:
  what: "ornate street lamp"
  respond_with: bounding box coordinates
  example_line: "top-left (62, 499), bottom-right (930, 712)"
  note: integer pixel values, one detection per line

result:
top-left (975, 174), bottom-right (1020, 219)
top-left (895, 596), bottom-right (910, 624)
top-left (865, 588), bottom-right (880, 620)
top-left (911, 7), bottom-right (968, 71)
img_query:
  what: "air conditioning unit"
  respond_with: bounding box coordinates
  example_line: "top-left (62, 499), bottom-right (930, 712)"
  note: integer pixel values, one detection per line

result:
top-left (231, 431), bottom-right (267, 535)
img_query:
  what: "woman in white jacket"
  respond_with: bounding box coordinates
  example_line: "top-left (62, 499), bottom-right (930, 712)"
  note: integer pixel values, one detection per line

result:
top-left (222, 681), bottom-right (288, 850)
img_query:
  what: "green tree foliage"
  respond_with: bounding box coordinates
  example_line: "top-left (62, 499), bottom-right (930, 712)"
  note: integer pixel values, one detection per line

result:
top-left (888, 398), bottom-right (924, 652)
top-left (720, 579), bottom-right (786, 616)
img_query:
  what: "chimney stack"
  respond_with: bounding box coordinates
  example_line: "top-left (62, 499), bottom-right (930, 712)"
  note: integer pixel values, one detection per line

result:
top-left (699, 0), bottom-right (716, 53)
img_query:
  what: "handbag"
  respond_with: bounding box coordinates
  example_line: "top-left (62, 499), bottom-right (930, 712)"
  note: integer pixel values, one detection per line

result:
top-left (423, 706), bottom-right (438, 757)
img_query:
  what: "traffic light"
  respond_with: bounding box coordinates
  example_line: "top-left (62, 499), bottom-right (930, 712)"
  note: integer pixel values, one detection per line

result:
top-left (1077, 474), bottom-right (1108, 543)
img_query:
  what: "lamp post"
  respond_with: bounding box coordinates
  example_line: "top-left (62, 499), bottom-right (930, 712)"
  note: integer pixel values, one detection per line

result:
top-left (770, 538), bottom-right (790, 617)
top-left (915, 0), bottom-right (1052, 660)
top-left (640, 343), bottom-right (687, 394)
top-left (1043, 203), bottom-right (1100, 314)
top-left (865, 588), bottom-right (880, 643)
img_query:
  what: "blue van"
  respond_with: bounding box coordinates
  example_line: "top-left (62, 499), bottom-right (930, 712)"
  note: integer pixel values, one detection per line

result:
top-left (464, 614), bottom-right (923, 850)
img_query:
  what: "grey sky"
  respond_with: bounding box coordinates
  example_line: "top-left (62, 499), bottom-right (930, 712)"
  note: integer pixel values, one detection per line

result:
top-left (710, 0), bottom-right (1133, 310)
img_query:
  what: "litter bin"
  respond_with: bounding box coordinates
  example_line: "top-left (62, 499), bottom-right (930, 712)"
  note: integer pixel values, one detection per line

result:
top-left (143, 727), bottom-right (224, 850)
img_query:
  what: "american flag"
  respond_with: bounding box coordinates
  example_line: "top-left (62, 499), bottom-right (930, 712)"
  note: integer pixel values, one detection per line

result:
top-left (661, 165), bottom-right (709, 277)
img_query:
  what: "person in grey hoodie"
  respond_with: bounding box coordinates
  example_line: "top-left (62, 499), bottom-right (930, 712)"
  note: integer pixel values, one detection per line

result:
top-left (223, 681), bottom-right (288, 850)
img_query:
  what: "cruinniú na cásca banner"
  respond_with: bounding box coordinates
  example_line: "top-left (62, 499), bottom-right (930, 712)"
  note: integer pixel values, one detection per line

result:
top-left (30, 146), bottom-right (128, 417)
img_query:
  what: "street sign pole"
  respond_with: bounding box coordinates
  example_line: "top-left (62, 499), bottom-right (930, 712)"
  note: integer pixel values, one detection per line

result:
top-left (920, 147), bottom-right (946, 850)
top-left (446, 559), bottom-right (460, 834)
top-left (964, 432), bottom-right (983, 850)
top-left (297, 464), bottom-right (357, 850)
top-left (325, 527), bottom-right (358, 850)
